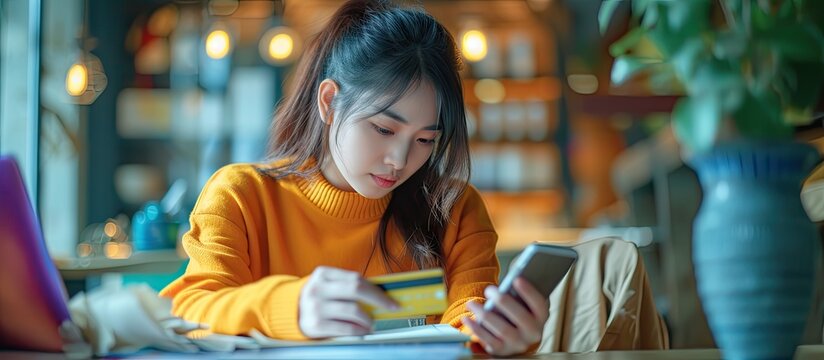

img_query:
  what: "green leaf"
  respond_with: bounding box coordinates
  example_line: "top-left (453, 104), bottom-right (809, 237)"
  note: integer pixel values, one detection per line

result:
top-left (632, 0), bottom-right (653, 15)
top-left (648, 64), bottom-right (681, 94)
top-left (665, 0), bottom-right (711, 34)
top-left (672, 96), bottom-right (722, 153)
top-left (732, 90), bottom-right (793, 140)
top-left (801, 0), bottom-right (824, 37)
top-left (644, 2), bottom-right (694, 58)
top-left (609, 27), bottom-right (646, 57)
top-left (670, 38), bottom-right (706, 81)
top-left (599, 0), bottom-right (622, 34)
top-left (610, 56), bottom-right (662, 85)
top-left (712, 30), bottom-right (748, 60)
top-left (688, 60), bottom-right (745, 111)
top-left (720, 0), bottom-right (742, 16)
top-left (752, 2), bottom-right (776, 33)
top-left (760, 22), bottom-right (824, 61)
top-left (634, 0), bottom-right (658, 28)
top-left (783, 107), bottom-right (815, 126)
top-left (777, 0), bottom-right (797, 20)
top-left (778, 60), bottom-right (824, 109)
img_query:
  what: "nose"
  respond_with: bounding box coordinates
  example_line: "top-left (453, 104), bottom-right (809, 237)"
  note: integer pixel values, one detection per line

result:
top-left (385, 141), bottom-right (409, 171)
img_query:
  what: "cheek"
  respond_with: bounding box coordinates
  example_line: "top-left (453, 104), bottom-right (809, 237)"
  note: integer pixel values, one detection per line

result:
top-left (337, 127), bottom-right (381, 168)
top-left (407, 146), bottom-right (434, 172)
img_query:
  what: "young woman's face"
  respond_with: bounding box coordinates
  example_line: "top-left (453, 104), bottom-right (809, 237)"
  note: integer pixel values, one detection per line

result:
top-left (322, 81), bottom-right (440, 199)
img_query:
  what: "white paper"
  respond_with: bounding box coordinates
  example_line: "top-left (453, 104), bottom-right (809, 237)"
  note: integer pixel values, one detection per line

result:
top-left (248, 324), bottom-right (470, 348)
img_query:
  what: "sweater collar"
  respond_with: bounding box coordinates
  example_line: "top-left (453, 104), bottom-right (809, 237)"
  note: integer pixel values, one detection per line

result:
top-left (295, 168), bottom-right (391, 221)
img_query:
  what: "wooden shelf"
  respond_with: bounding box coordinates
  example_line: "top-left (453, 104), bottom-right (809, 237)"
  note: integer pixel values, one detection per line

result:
top-left (479, 190), bottom-right (573, 251)
top-left (577, 94), bottom-right (680, 117)
top-left (463, 76), bottom-right (561, 105)
top-left (55, 250), bottom-right (186, 280)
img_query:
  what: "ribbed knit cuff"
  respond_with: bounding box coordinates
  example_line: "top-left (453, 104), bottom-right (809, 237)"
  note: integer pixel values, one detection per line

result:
top-left (263, 276), bottom-right (310, 340)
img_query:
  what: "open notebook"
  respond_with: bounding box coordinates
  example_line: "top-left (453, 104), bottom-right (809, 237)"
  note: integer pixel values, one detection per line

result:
top-left (193, 324), bottom-right (470, 350)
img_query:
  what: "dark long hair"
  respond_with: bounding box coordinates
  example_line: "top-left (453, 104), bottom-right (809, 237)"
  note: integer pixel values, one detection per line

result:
top-left (261, 0), bottom-right (470, 270)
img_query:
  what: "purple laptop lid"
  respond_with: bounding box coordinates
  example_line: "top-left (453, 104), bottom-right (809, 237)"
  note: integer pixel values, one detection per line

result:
top-left (0, 156), bottom-right (70, 352)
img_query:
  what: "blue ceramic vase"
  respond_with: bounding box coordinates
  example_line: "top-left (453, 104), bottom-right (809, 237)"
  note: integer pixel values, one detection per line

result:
top-left (691, 141), bottom-right (821, 360)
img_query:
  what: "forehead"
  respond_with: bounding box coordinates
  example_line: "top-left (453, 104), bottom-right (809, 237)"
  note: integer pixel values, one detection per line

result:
top-left (381, 80), bottom-right (438, 126)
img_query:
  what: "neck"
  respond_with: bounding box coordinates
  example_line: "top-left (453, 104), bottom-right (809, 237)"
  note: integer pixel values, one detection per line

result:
top-left (320, 155), bottom-right (355, 192)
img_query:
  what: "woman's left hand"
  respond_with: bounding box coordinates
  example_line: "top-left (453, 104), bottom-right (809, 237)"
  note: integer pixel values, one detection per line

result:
top-left (462, 278), bottom-right (549, 356)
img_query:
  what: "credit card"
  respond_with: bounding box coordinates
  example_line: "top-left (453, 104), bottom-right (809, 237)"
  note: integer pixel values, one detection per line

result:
top-left (363, 268), bottom-right (448, 320)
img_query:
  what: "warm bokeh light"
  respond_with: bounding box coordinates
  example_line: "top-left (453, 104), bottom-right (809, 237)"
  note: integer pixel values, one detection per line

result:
top-left (205, 29), bottom-right (231, 59)
top-left (269, 33), bottom-right (294, 61)
top-left (104, 241), bottom-right (119, 258)
top-left (474, 78), bottom-right (506, 104)
top-left (76, 243), bottom-right (92, 257)
top-left (259, 26), bottom-right (301, 65)
top-left (567, 74), bottom-right (599, 94)
top-left (104, 221), bottom-right (118, 238)
top-left (104, 241), bottom-right (133, 259)
top-left (66, 63), bottom-right (88, 96)
top-left (462, 30), bottom-right (488, 62)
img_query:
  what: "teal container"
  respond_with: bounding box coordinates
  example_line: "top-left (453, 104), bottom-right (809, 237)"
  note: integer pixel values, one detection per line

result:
top-left (691, 141), bottom-right (821, 360)
top-left (132, 201), bottom-right (179, 250)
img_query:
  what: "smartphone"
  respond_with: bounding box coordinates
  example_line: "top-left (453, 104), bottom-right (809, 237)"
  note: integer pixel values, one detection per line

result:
top-left (484, 243), bottom-right (578, 312)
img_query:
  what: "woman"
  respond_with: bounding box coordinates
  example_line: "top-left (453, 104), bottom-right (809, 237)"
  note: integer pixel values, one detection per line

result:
top-left (161, 0), bottom-right (548, 355)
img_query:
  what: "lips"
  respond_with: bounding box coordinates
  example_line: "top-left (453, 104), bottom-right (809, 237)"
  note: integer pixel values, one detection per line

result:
top-left (371, 174), bottom-right (398, 188)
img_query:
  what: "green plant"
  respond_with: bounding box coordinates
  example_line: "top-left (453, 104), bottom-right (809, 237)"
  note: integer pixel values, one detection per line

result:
top-left (599, 0), bottom-right (824, 153)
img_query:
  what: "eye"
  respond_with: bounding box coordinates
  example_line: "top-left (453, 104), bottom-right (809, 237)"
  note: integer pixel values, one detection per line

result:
top-left (371, 123), bottom-right (394, 136)
top-left (417, 138), bottom-right (436, 145)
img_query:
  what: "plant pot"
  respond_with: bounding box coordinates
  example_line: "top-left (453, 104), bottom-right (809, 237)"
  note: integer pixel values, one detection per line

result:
top-left (691, 141), bottom-right (821, 360)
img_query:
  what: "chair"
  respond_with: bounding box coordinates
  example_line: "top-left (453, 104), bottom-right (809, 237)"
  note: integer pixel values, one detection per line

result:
top-left (537, 236), bottom-right (669, 352)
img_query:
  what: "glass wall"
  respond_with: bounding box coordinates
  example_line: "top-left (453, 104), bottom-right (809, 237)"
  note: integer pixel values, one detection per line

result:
top-left (1, 0), bottom-right (41, 209)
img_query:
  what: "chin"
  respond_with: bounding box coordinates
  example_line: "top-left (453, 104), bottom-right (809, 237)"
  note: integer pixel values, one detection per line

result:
top-left (351, 180), bottom-right (393, 199)
top-left (356, 187), bottom-right (391, 199)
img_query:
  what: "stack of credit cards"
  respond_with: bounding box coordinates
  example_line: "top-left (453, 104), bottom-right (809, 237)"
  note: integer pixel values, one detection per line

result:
top-left (363, 268), bottom-right (447, 320)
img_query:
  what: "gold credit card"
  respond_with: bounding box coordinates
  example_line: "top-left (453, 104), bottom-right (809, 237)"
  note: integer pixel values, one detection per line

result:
top-left (363, 268), bottom-right (448, 320)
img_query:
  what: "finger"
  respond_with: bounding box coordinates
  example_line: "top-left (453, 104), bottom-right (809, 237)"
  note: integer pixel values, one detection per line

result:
top-left (475, 308), bottom-right (521, 345)
top-left (466, 300), bottom-right (486, 321)
top-left (315, 279), bottom-right (398, 310)
top-left (479, 285), bottom-right (503, 315)
top-left (485, 287), bottom-right (541, 342)
top-left (513, 277), bottom-right (550, 321)
top-left (467, 301), bottom-right (518, 342)
top-left (319, 300), bottom-right (374, 330)
top-left (351, 279), bottom-right (400, 310)
top-left (462, 316), bottom-right (503, 354)
top-left (316, 266), bottom-right (360, 282)
top-left (313, 275), bottom-right (398, 310)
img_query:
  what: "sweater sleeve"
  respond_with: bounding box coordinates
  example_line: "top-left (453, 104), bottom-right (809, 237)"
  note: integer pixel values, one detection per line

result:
top-left (159, 166), bottom-right (308, 340)
top-left (435, 185), bottom-right (540, 355)
top-left (435, 185), bottom-right (499, 332)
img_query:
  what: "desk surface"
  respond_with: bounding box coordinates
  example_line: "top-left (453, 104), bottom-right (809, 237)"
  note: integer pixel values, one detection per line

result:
top-left (3, 345), bottom-right (823, 359)
top-left (506, 345), bottom-right (824, 359)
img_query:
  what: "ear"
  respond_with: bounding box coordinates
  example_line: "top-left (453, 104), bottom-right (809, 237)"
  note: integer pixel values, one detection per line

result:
top-left (317, 79), bottom-right (339, 125)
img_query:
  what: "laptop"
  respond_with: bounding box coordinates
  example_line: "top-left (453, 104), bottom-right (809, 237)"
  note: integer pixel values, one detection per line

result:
top-left (0, 156), bottom-right (71, 352)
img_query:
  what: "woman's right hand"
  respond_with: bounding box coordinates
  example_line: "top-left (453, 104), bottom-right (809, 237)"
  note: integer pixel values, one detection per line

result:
top-left (298, 266), bottom-right (400, 338)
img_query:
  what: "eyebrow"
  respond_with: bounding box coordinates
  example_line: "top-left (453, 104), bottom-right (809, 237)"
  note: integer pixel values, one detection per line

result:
top-left (381, 109), bottom-right (441, 131)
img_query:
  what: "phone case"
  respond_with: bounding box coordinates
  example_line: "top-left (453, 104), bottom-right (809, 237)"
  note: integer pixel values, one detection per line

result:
top-left (485, 243), bottom-right (577, 311)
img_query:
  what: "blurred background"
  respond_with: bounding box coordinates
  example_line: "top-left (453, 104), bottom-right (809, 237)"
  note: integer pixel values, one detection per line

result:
top-left (1, 0), bottom-right (822, 349)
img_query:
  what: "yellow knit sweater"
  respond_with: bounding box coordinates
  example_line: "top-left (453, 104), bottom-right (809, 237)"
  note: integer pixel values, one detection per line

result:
top-left (159, 163), bottom-right (500, 340)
